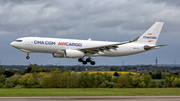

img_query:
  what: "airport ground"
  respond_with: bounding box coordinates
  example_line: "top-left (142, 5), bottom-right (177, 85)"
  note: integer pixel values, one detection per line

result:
top-left (0, 96), bottom-right (180, 101)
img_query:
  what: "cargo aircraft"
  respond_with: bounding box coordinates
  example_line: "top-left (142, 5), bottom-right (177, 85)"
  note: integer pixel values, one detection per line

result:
top-left (11, 22), bottom-right (165, 65)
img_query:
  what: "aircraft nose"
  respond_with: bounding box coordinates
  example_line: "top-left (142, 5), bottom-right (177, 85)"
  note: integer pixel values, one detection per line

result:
top-left (10, 42), bottom-right (14, 46)
top-left (10, 42), bottom-right (17, 47)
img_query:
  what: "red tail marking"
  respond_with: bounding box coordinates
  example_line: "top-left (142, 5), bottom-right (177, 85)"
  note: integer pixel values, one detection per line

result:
top-left (148, 40), bottom-right (153, 42)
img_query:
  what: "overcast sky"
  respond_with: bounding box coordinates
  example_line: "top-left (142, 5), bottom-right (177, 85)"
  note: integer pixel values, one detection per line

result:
top-left (0, 0), bottom-right (179, 66)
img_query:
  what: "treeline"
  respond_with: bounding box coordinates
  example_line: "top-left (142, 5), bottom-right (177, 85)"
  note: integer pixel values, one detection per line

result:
top-left (0, 64), bottom-right (180, 88)
top-left (2, 64), bottom-right (180, 72)
top-left (0, 64), bottom-right (56, 78)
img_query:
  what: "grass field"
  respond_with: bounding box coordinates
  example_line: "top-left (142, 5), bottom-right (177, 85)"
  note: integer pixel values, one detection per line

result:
top-left (0, 88), bottom-right (180, 97)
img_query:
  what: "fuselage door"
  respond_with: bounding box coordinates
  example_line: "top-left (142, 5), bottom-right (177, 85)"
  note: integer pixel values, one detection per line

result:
top-left (26, 38), bottom-right (31, 45)
top-left (26, 38), bottom-right (33, 47)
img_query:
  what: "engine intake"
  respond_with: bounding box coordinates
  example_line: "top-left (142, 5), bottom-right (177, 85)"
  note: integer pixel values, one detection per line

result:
top-left (65, 49), bottom-right (85, 58)
top-left (52, 53), bottom-right (64, 58)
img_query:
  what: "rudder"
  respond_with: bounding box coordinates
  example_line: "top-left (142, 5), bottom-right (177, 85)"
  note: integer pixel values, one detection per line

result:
top-left (137, 22), bottom-right (164, 45)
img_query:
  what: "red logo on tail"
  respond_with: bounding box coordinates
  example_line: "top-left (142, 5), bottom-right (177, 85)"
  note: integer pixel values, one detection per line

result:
top-left (147, 33), bottom-right (152, 35)
top-left (148, 40), bottom-right (153, 42)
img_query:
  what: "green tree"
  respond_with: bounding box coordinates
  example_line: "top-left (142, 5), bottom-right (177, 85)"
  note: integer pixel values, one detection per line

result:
top-left (96, 73), bottom-right (104, 87)
top-left (143, 74), bottom-right (152, 88)
top-left (3, 70), bottom-right (14, 78)
top-left (9, 74), bottom-right (21, 87)
top-left (0, 68), bottom-right (5, 75)
top-left (116, 75), bottom-right (132, 88)
top-left (79, 72), bottom-right (92, 88)
top-left (89, 73), bottom-right (104, 88)
top-left (112, 76), bottom-right (119, 83)
top-left (39, 73), bottom-right (51, 88)
top-left (99, 80), bottom-right (115, 88)
top-left (67, 72), bottom-right (79, 88)
top-left (133, 75), bottom-right (146, 88)
top-left (104, 73), bottom-right (112, 82)
top-left (49, 70), bottom-right (62, 88)
top-left (113, 71), bottom-right (120, 77)
top-left (164, 76), bottom-right (175, 87)
top-left (27, 64), bottom-right (45, 73)
top-left (4, 79), bottom-right (13, 88)
top-left (0, 74), bottom-right (5, 88)
top-left (60, 72), bottom-right (71, 88)
top-left (19, 73), bottom-right (36, 87)
top-left (157, 80), bottom-right (165, 88)
top-left (149, 81), bottom-right (157, 88)
top-left (172, 77), bottom-right (180, 87)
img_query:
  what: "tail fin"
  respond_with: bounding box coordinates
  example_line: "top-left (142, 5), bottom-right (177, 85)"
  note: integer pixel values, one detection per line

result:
top-left (137, 22), bottom-right (164, 45)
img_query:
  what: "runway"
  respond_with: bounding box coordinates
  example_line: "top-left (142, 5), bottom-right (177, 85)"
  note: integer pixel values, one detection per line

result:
top-left (0, 96), bottom-right (180, 101)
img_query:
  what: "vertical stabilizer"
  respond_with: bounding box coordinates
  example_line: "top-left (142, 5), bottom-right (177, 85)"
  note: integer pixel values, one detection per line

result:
top-left (137, 22), bottom-right (164, 45)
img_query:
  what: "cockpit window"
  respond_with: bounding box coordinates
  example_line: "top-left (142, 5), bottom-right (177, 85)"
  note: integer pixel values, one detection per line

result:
top-left (15, 40), bottom-right (23, 42)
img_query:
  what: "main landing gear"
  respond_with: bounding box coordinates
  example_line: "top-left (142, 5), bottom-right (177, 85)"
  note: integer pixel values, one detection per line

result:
top-left (78, 58), bottom-right (95, 65)
top-left (26, 52), bottom-right (30, 59)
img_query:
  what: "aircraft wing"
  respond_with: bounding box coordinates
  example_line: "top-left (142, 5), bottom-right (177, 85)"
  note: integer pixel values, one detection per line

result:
top-left (80, 37), bottom-right (139, 54)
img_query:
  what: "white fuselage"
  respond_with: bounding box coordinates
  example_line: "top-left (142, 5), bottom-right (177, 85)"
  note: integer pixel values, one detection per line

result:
top-left (10, 37), bottom-right (152, 58)
top-left (10, 22), bottom-right (164, 65)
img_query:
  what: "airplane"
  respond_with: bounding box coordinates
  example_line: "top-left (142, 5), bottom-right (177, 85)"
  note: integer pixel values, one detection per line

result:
top-left (11, 22), bottom-right (166, 65)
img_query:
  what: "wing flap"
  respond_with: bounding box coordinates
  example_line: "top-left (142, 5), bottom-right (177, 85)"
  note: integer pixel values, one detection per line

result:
top-left (80, 37), bottom-right (139, 55)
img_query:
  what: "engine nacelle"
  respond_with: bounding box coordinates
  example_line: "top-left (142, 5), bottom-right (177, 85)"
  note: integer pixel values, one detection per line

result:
top-left (52, 53), bottom-right (64, 58)
top-left (65, 49), bottom-right (85, 58)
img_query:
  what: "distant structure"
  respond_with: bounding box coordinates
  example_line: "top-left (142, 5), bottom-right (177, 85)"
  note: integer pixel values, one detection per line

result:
top-left (155, 57), bottom-right (158, 67)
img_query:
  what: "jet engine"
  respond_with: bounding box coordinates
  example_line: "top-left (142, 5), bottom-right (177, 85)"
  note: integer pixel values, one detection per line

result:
top-left (65, 49), bottom-right (85, 58)
top-left (52, 53), bottom-right (64, 58)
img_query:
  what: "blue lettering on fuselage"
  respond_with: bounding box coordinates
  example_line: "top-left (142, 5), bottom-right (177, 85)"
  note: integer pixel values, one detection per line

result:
top-left (66, 42), bottom-right (82, 47)
top-left (34, 40), bottom-right (82, 47)
top-left (34, 40), bottom-right (56, 45)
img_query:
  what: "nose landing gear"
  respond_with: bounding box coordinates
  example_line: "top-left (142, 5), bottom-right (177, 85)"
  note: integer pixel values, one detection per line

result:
top-left (26, 52), bottom-right (30, 59)
top-left (78, 57), bottom-right (95, 65)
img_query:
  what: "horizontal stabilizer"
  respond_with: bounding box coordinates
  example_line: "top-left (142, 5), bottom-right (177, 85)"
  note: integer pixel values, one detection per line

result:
top-left (144, 44), bottom-right (168, 51)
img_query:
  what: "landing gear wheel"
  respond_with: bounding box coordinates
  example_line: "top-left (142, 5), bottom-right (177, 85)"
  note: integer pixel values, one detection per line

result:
top-left (90, 61), bottom-right (95, 65)
top-left (78, 58), bottom-right (83, 62)
top-left (78, 57), bottom-right (95, 65)
top-left (86, 58), bottom-right (91, 62)
top-left (82, 61), bottom-right (87, 65)
top-left (26, 52), bottom-right (30, 59)
top-left (26, 56), bottom-right (30, 59)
